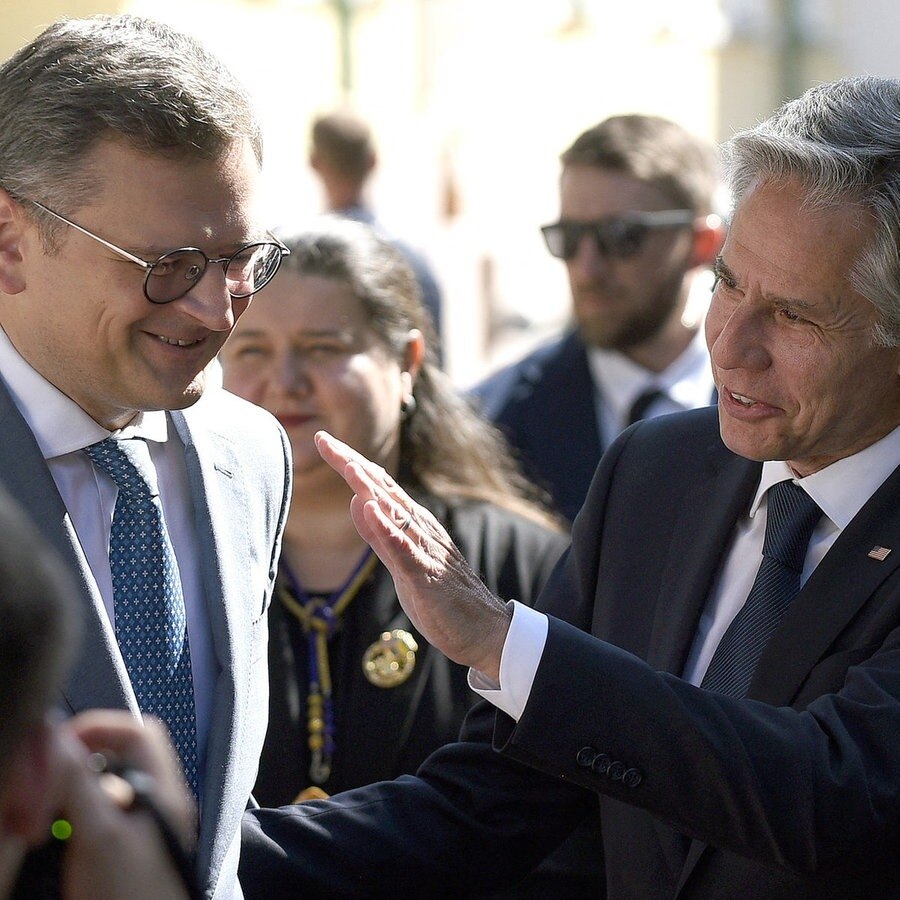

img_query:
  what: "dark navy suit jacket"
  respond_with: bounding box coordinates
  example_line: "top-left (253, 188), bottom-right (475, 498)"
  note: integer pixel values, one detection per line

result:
top-left (472, 330), bottom-right (601, 523)
top-left (243, 407), bottom-right (900, 899)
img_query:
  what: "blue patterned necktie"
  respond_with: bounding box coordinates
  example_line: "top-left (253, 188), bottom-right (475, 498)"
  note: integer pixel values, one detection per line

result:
top-left (701, 480), bottom-right (823, 699)
top-left (84, 438), bottom-right (198, 792)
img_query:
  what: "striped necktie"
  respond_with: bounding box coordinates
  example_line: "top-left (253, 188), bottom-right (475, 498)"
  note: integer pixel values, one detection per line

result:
top-left (701, 480), bottom-right (822, 699)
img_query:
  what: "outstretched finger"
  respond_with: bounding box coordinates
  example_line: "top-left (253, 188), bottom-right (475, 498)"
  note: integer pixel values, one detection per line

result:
top-left (317, 430), bottom-right (424, 525)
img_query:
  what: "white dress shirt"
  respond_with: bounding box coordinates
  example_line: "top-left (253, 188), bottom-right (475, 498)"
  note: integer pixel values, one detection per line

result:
top-left (473, 423), bottom-right (900, 720)
top-left (588, 326), bottom-right (715, 448)
top-left (0, 326), bottom-right (216, 789)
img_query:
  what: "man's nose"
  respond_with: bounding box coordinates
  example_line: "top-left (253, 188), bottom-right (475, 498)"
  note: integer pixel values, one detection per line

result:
top-left (708, 298), bottom-right (770, 372)
top-left (177, 266), bottom-right (236, 332)
top-left (569, 232), bottom-right (614, 279)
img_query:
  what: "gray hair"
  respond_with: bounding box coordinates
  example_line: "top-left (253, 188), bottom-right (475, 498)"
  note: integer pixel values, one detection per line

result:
top-left (0, 15), bottom-right (262, 230)
top-left (724, 76), bottom-right (900, 347)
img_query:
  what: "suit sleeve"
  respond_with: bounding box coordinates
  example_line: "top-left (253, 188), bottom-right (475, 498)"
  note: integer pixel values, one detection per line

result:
top-left (240, 509), bottom-right (592, 899)
top-left (488, 421), bottom-right (900, 876)
top-left (241, 696), bottom-right (598, 899)
top-left (494, 616), bottom-right (900, 874)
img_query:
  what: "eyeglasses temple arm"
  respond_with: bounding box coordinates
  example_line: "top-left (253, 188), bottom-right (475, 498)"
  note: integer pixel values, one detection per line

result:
top-left (26, 199), bottom-right (152, 270)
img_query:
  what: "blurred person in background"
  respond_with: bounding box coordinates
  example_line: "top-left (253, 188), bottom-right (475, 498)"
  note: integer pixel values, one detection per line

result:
top-left (220, 218), bottom-right (567, 807)
top-left (474, 115), bottom-right (724, 522)
top-left (0, 484), bottom-right (196, 900)
top-left (309, 111), bottom-right (444, 350)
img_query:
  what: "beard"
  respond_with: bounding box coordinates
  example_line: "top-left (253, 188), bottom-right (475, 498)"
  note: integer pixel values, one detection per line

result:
top-left (574, 268), bottom-right (687, 351)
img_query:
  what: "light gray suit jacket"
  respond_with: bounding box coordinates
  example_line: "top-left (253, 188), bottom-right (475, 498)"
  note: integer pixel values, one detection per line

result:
top-left (0, 379), bottom-right (292, 900)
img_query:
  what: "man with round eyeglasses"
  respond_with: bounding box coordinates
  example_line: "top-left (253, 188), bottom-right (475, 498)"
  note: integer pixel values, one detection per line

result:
top-left (0, 15), bottom-right (291, 900)
top-left (473, 115), bottom-right (724, 523)
top-left (24, 198), bottom-right (289, 306)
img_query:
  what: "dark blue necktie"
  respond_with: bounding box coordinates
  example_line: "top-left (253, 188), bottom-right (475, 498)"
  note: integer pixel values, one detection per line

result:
top-left (84, 438), bottom-right (198, 792)
top-left (626, 388), bottom-right (665, 426)
top-left (701, 480), bottom-right (823, 699)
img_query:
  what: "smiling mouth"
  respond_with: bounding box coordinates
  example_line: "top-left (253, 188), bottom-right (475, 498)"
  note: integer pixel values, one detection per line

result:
top-left (731, 391), bottom-right (756, 407)
top-left (155, 334), bottom-right (202, 347)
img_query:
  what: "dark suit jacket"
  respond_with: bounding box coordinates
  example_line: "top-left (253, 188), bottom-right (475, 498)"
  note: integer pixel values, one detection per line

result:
top-left (253, 498), bottom-right (568, 804)
top-left (242, 407), bottom-right (900, 899)
top-left (472, 330), bottom-right (601, 523)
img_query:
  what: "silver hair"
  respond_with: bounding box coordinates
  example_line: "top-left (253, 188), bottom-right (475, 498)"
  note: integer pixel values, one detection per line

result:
top-left (0, 15), bottom-right (262, 235)
top-left (724, 76), bottom-right (900, 347)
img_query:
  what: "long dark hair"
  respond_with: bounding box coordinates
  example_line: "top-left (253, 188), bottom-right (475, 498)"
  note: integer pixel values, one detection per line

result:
top-left (275, 217), bottom-right (562, 530)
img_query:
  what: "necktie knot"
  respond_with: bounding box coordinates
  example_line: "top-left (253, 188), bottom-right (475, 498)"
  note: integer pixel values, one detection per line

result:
top-left (84, 438), bottom-right (159, 499)
top-left (626, 387), bottom-right (666, 427)
top-left (762, 480), bottom-right (823, 572)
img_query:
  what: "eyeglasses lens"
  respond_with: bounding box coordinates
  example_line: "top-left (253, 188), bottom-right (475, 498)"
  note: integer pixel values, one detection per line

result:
top-left (542, 221), bottom-right (650, 261)
top-left (225, 243), bottom-right (283, 298)
top-left (144, 243), bottom-right (284, 303)
top-left (145, 249), bottom-right (208, 303)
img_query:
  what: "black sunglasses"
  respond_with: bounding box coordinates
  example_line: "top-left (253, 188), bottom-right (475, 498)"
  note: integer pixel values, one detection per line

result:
top-left (541, 210), bottom-right (695, 261)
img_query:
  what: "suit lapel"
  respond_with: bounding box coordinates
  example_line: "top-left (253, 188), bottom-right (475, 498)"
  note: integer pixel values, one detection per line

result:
top-left (171, 407), bottom-right (252, 889)
top-left (0, 380), bottom-right (134, 712)
top-left (677, 462), bottom-right (900, 895)
top-left (641, 446), bottom-right (759, 894)
top-left (519, 333), bottom-right (603, 518)
top-left (647, 450), bottom-right (760, 675)
top-left (750, 461), bottom-right (900, 703)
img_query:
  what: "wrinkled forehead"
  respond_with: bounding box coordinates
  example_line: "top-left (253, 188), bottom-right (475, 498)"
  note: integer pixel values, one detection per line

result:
top-left (723, 178), bottom-right (877, 310)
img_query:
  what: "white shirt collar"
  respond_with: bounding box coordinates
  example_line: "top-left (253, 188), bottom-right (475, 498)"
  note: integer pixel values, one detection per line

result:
top-left (0, 325), bottom-right (168, 459)
top-left (587, 326), bottom-right (713, 422)
top-left (751, 424), bottom-right (900, 530)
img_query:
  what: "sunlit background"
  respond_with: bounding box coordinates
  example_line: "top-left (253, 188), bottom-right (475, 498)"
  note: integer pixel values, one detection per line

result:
top-left (5, 0), bottom-right (899, 383)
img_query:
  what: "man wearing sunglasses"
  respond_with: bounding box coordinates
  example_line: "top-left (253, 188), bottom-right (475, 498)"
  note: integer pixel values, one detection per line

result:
top-left (0, 15), bottom-right (291, 900)
top-left (475, 115), bottom-right (724, 522)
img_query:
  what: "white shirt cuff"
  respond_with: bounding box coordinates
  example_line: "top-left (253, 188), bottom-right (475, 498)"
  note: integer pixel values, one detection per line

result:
top-left (467, 600), bottom-right (549, 721)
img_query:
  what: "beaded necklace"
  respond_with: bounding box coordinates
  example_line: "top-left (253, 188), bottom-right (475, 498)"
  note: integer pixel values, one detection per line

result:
top-left (278, 548), bottom-right (378, 786)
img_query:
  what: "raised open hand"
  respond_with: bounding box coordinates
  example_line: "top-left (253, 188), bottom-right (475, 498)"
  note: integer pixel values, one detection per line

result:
top-left (315, 430), bottom-right (512, 679)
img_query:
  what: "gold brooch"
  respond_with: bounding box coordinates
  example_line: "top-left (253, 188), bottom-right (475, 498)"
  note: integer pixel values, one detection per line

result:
top-left (362, 629), bottom-right (419, 688)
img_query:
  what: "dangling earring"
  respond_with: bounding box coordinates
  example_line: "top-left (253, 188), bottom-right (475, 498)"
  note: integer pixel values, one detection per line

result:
top-left (400, 395), bottom-right (417, 419)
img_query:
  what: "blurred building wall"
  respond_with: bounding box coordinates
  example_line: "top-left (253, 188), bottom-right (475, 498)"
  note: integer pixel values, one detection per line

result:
top-left (0, 2), bottom-right (122, 60)
top-left (5, 0), bottom-right (900, 383)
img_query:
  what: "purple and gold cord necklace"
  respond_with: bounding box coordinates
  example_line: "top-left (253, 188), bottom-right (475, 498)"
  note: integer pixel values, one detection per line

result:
top-left (278, 548), bottom-right (378, 793)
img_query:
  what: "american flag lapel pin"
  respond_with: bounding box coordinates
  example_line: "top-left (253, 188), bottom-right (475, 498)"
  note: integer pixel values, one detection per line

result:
top-left (868, 546), bottom-right (892, 561)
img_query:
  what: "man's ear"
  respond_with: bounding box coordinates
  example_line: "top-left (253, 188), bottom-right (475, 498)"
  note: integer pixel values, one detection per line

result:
top-left (0, 722), bottom-right (57, 847)
top-left (688, 213), bottom-right (725, 269)
top-left (0, 188), bottom-right (28, 296)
